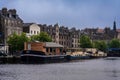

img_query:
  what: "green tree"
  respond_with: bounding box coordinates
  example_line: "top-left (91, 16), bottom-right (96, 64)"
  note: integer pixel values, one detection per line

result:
top-left (108, 39), bottom-right (120, 48)
top-left (79, 35), bottom-right (93, 48)
top-left (7, 32), bottom-right (29, 52)
top-left (18, 33), bottom-right (30, 50)
top-left (31, 32), bottom-right (52, 42)
top-left (30, 35), bottom-right (38, 41)
top-left (93, 40), bottom-right (107, 52)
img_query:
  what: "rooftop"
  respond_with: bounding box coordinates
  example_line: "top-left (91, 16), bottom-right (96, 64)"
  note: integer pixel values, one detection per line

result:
top-left (23, 23), bottom-right (35, 27)
top-left (45, 42), bottom-right (64, 48)
top-left (117, 29), bottom-right (120, 33)
top-left (97, 29), bottom-right (104, 33)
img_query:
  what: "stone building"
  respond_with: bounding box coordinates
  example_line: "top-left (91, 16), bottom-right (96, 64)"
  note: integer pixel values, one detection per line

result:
top-left (82, 21), bottom-right (119, 41)
top-left (117, 29), bottom-right (120, 39)
top-left (86, 27), bottom-right (115, 41)
top-left (59, 26), bottom-right (71, 48)
top-left (0, 8), bottom-right (23, 53)
top-left (39, 24), bottom-right (59, 43)
top-left (39, 23), bottom-right (81, 49)
top-left (70, 28), bottom-right (81, 48)
top-left (23, 23), bottom-right (40, 37)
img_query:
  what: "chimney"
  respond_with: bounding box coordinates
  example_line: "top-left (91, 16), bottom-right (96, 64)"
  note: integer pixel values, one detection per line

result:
top-left (8, 9), bottom-right (17, 18)
top-left (12, 9), bottom-right (16, 15)
top-left (2, 7), bottom-right (7, 16)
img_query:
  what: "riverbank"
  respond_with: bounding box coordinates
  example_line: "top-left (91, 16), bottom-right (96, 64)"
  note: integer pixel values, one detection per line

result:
top-left (0, 56), bottom-right (21, 64)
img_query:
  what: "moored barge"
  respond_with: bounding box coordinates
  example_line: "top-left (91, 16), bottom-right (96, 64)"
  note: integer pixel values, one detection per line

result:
top-left (21, 50), bottom-right (70, 63)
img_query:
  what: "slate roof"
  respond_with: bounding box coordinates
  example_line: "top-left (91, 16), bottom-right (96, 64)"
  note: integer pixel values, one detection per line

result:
top-left (45, 42), bottom-right (64, 48)
top-left (0, 9), bottom-right (22, 21)
top-left (23, 23), bottom-right (34, 27)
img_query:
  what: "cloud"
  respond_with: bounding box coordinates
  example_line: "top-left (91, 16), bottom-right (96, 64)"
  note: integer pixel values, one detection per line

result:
top-left (0, 0), bottom-right (120, 29)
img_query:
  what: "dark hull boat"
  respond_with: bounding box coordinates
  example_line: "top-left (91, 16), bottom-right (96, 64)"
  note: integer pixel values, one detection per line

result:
top-left (107, 48), bottom-right (120, 57)
top-left (21, 50), bottom-right (70, 63)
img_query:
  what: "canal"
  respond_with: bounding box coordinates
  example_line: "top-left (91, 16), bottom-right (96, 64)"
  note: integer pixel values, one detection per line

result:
top-left (0, 58), bottom-right (120, 80)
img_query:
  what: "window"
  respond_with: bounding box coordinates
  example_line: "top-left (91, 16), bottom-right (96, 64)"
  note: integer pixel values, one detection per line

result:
top-left (72, 40), bottom-right (73, 42)
top-left (34, 31), bottom-right (36, 34)
top-left (46, 48), bottom-right (48, 52)
top-left (37, 31), bottom-right (39, 34)
top-left (72, 44), bottom-right (73, 47)
top-left (60, 48), bottom-right (62, 53)
top-left (50, 48), bottom-right (52, 52)
top-left (53, 48), bottom-right (55, 52)
top-left (56, 35), bottom-right (58, 38)
top-left (56, 29), bottom-right (59, 32)
top-left (31, 30), bottom-right (33, 34)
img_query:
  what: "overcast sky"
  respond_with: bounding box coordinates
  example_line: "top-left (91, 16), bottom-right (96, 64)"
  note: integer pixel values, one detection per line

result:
top-left (0, 0), bottom-right (120, 29)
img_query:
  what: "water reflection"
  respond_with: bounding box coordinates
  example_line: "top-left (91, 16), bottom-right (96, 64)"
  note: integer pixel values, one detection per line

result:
top-left (0, 58), bottom-right (120, 80)
top-left (104, 57), bottom-right (120, 80)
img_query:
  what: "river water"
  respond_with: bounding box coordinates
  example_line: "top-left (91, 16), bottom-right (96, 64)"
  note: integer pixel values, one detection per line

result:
top-left (0, 57), bottom-right (120, 80)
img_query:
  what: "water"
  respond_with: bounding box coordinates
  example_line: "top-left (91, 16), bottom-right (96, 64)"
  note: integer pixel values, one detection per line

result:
top-left (0, 58), bottom-right (120, 80)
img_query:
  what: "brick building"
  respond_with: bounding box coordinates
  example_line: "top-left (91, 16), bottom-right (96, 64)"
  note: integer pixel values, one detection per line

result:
top-left (24, 42), bottom-right (64, 55)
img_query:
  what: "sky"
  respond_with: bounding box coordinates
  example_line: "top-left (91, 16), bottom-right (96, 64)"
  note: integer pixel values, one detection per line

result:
top-left (0, 0), bottom-right (120, 29)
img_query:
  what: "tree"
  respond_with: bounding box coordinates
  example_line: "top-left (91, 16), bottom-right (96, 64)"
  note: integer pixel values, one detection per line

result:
top-left (79, 35), bottom-right (93, 48)
top-left (30, 32), bottom-right (52, 42)
top-left (93, 40), bottom-right (107, 52)
top-left (7, 32), bottom-right (29, 52)
top-left (30, 35), bottom-right (38, 41)
top-left (108, 39), bottom-right (120, 48)
top-left (18, 33), bottom-right (30, 50)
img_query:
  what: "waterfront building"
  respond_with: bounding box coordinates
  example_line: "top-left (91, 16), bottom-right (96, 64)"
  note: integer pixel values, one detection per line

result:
top-left (117, 29), bottom-right (120, 39)
top-left (39, 23), bottom-right (81, 49)
top-left (23, 23), bottom-right (40, 37)
top-left (59, 26), bottom-right (71, 48)
top-left (39, 23), bottom-right (59, 44)
top-left (0, 8), bottom-right (23, 53)
top-left (82, 21), bottom-right (119, 41)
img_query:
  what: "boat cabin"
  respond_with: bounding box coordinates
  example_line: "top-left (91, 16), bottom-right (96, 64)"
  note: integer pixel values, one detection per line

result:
top-left (24, 42), bottom-right (64, 55)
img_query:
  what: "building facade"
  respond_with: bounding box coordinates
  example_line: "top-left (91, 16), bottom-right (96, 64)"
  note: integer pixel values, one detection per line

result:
top-left (117, 29), bottom-right (120, 39)
top-left (39, 23), bottom-right (81, 49)
top-left (23, 23), bottom-right (40, 37)
top-left (81, 21), bottom-right (118, 41)
top-left (0, 8), bottom-right (23, 53)
top-left (70, 28), bottom-right (81, 48)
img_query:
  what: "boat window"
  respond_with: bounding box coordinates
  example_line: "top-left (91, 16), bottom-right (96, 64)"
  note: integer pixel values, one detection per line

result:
top-left (50, 48), bottom-right (52, 52)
